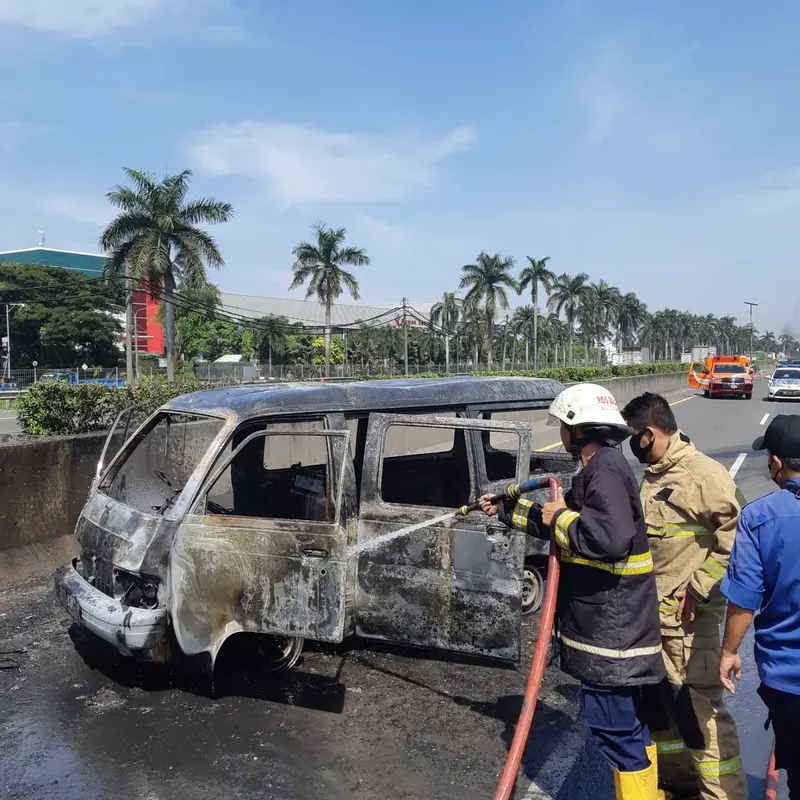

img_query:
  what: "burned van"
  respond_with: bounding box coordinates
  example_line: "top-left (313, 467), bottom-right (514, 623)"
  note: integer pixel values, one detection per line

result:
top-left (55, 377), bottom-right (577, 674)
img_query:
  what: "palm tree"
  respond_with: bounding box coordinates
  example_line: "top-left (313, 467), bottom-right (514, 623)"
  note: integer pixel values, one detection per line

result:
top-left (779, 332), bottom-right (797, 358)
top-left (290, 222), bottom-right (370, 377)
top-left (100, 168), bottom-right (233, 381)
top-left (518, 256), bottom-right (554, 369)
top-left (615, 293), bottom-right (646, 354)
top-left (583, 281), bottom-right (620, 364)
top-left (762, 330), bottom-right (777, 356)
top-left (547, 272), bottom-right (589, 364)
top-left (459, 252), bottom-right (517, 370)
top-left (459, 298), bottom-right (485, 368)
top-left (254, 314), bottom-right (292, 373)
top-left (430, 291), bottom-right (462, 373)
top-left (512, 306), bottom-right (537, 369)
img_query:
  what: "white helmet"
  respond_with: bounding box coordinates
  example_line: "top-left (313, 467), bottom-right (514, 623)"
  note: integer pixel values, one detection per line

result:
top-left (547, 383), bottom-right (632, 444)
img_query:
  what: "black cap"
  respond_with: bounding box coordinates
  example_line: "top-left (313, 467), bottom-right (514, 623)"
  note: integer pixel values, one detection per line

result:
top-left (753, 414), bottom-right (800, 458)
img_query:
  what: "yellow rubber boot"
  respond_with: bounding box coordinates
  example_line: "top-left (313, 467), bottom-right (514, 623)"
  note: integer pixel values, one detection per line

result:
top-left (613, 747), bottom-right (661, 800)
top-left (646, 744), bottom-right (667, 800)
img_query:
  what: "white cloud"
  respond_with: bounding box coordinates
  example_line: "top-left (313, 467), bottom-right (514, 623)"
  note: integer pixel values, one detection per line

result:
top-left (0, 0), bottom-right (173, 38)
top-left (42, 194), bottom-right (111, 227)
top-left (731, 169), bottom-right (800, 220)
top-left (187, 121), bottom-right (477, 206)
top-left (576, 41), bottom-right (692, 155)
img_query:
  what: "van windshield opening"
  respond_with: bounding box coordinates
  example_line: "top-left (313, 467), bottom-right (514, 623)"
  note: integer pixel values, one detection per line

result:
top-left (712, 364), bottom-right (746, 374)
top-left (101, 413), bottom-right (224, 515)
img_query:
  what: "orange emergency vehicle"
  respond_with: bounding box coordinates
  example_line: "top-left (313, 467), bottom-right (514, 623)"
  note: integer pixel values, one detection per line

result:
top-left (689, 355), bottom-right (753, 399)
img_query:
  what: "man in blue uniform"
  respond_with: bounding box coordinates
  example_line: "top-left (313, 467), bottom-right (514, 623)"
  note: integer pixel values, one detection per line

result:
top-left (719, 414), bottom-right (800, 798)
top-left (480, 384), bottom-right (665, 799)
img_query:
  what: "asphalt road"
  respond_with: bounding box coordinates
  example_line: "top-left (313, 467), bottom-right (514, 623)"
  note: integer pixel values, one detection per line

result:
top-left (0, 408), bottom-right (19, 435)
top-left (0, 376), bottom-right (791, 799)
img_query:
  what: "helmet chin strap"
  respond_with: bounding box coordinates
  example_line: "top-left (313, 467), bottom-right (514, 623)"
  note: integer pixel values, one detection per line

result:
top-left (566, 426), bottom-right (591, 457)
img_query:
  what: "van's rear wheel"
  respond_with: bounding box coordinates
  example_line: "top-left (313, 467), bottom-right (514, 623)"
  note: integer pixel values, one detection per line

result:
top-left (254, 635), bottom-right (304, 674)
top-left (521, 566), bottom-right (545, 616)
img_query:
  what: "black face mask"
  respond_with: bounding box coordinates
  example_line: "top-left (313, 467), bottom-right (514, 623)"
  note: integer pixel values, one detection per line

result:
top-left (629, 429), bottom-right (654, 464)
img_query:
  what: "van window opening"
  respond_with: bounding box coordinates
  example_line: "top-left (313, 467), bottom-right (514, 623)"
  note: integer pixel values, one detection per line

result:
top-left (206, 423), bottom-right (339, 523)
top-left (380, 421), bottom-right (471, 508)
top-left (102, 413), bottom-right (224, 515)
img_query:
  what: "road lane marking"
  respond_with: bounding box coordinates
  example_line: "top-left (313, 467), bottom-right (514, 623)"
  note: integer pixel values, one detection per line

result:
top-left (729, 453), bottom-right (747, 480)
top-left (538, 441), bottom-right (562, 452)
top-left (760, 413), bottom-right (770, 426)
top-left (669, 397), bottom-right (694, 407)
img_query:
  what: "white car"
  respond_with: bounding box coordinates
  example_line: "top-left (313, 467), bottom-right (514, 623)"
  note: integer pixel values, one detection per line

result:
top-left (768, 367), bottom-right (800, 401)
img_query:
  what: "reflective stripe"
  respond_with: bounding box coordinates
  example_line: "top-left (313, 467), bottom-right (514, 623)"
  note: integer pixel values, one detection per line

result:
top-left (694, 754), bottom-right (743, 777)
top-left (656, 739), bottom-right (686, 755)
top-left (647, 522), bottom-right (711, 538)
top-left (560, 634), bottom-right (662, 660)
top-left (560, 550), bottom-right (654, 575)
top-left (700, 557), bottom-right (727, 581)
top-left (554, 510), bottom-right (578, 550)
top-left (511, 499), bottom-right (533, 530)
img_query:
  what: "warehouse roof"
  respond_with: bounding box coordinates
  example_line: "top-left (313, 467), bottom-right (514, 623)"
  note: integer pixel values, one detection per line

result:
top-left (219, 292), bottom-right (436, 329)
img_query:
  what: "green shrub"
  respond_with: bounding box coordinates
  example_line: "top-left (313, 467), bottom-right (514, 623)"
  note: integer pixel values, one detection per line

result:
top-left (16, 376), bottom-right (232, 436)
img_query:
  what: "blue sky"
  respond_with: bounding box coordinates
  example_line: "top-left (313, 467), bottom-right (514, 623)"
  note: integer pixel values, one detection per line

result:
top-left (0, 0), bottom-right (798, 333)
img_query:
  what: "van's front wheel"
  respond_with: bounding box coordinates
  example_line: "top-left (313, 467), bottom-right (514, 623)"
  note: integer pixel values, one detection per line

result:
top-left (254, 635), bottom-right (304, 674)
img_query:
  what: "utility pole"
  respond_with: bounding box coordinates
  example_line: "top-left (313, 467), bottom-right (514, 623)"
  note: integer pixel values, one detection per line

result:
top-left (402, 298), bottom-right (409, 376)
top-left (125, 260), bottom-right (134, 386)
top-left (744, 301), bottom-right (758, 363)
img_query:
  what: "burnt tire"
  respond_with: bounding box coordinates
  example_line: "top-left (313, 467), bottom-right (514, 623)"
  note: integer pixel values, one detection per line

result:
top-left (254, 635), bottom-right (305, 675)
top-left (745, 394), bottom-right (753, 400)
top-left (521, 566), bottom-right (545, 616)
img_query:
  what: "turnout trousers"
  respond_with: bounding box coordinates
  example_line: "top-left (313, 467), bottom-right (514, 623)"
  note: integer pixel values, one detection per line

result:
top-left (647, 630), bottom-right (746, 800)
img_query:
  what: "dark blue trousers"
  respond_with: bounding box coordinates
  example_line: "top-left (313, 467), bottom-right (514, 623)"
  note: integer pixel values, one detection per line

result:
top-left (582, 683), bottom-right (651, 772)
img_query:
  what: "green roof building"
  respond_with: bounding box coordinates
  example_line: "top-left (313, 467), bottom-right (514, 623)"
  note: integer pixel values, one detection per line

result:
top-left (0, 246), bottom-right (108, 276)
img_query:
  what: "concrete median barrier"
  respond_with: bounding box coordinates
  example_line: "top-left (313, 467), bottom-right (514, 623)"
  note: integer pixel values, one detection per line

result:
top-left (0, 430), bottom-right (121, 588)
top-left (0, 372), bottom-right (688, 588)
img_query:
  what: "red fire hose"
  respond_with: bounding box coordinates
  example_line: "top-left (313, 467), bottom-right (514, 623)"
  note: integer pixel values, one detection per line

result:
top-left (493, 477), bottom-right (562, 800)
top-left (763, 739), bottom-right (779, 800)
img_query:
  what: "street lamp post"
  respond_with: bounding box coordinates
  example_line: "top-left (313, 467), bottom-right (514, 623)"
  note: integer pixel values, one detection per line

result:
top-left (4, 303), bottom-right (25, 380)
top-left (744, 301), bottom-right (758, 364)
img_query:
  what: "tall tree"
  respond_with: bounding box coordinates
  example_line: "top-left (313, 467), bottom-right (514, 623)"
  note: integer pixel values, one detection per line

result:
top-left (518, 256), bottom-right (554, 369)
top-left (430, 291), bottom-right (462, 373)
top-left (459, 252), bottom-right (517, 370)
top-left (615, 293), bottom-right (647, 354)
top-left (289, 223), bottom-right (370, 378)
top-left (254, 315), bottom-right (293, 372)
top-left (547, 272), bottom-right (589, 365)
top-left (100, 168), bottom-right (233, 382)
top-left (512, 306), bottom-right (537, 369)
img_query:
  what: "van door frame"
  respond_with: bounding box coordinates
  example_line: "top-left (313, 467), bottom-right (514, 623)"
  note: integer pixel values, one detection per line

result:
top-left (354, 412), bottom-right (532, 662)
top-left (169, 427), bottom-right (351, 661)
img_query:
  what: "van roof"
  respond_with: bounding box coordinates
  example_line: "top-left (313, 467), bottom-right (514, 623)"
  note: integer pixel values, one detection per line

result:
top-left (164, 375), bottom-right (565, 421)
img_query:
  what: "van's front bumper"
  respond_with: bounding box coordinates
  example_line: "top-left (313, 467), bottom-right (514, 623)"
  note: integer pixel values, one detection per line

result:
top-left (54, 560), bottom-right (168, 660)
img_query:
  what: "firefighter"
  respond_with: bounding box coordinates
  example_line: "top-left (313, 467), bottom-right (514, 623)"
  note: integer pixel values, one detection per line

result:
top-left (480, 383), bottom-right (665, 799)
top-left (620, 392), bottom-right (745, 800)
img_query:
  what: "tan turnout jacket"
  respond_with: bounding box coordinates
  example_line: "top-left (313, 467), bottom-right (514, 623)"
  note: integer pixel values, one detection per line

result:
top-left (640, 431), bottom-right (743, 634)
